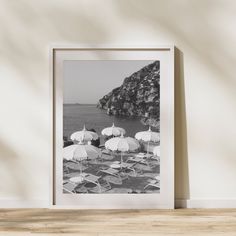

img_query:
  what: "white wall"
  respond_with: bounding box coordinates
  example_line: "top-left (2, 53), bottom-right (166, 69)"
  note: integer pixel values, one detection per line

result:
top-left (0, 0), bottom-right (236, 208)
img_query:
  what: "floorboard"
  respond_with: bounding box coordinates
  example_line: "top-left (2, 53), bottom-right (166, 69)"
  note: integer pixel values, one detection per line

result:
top-left (0, 209), bottom-right (235, 235)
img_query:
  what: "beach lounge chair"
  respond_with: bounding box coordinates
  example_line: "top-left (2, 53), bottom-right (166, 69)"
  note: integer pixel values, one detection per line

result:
top-left (126, 156), bottom-right (149, 165)
top-left (119, 162), bottom-right (136, 177)
top-left (98, 178), bottom-right (112, 192)
top-left (97, 168), bottom-right (120, 178)
top-left (144, 181), bottom-right (160, 190)
top-left (150, 156), bottom-right (160, 165)
top-left (76, 173), bottom-right (104, 191)
top-left (144, 176), bottom-right (160, 190)
top-left (99, 149), bottom-right (114, 161)
top-left (145, 153), bottom-right (153, 159)
top-left (64, 161), bottom-right (88, 172)
top-left (135, 152), bottom-right (146, 158)
top-left (63, 182), bottom-right (76, 194)
top-left (83, 173), bottom-right (101, 186)
top-left (102, 175), bottom-right (123, 185)
top-left (107, 161), bottom-right (136, 178)
top-left (120, 162), bottom-right (135, 170)
top-left (146, 159), bottom-right (159, 169)
top-left (97, 166), bottom-right (128, 183)
top-left (65, 173), bottom-right (103, 193)
top-left (80, 173), bottom-right (107, 193)
top-left (88, 184), bottom-right (111, 193)
top-left (74, 185), bottom-right (89, 193)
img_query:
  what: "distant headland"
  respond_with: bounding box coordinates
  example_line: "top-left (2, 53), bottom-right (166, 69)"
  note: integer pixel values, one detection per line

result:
top-left (97, 61), bottom-right (160, 129)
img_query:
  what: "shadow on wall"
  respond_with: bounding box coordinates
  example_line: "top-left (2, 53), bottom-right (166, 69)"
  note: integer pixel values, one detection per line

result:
top-left (3, 0), bottom-right (235, 91)
top-left (0, 0), bottom-right (110, 90)
top-left (175, 48), bottom-right (190, 200)
top-left (0, 139), bottom-right (28, 198)
top-left (1, 0), bottom-right (236, 201)
top-left (113, 0), bottom-right (236, 90)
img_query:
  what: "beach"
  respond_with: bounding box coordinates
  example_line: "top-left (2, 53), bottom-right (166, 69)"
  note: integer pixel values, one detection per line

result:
top-left (63, 104), bottom-right (160, 194)
top-left (63, 151), bottom-right (160, 194)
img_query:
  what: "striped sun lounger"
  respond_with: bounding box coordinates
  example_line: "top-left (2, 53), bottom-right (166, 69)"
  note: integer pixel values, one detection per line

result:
top-left (63, 182), bottom-right (76, 193)
top-left (144, 176), bottom-right (160, 190)
top-left (144, 181), bottom-right (160, 190)
top-left (97, 168), bottom-right (120, 178)
top-left (126, 156), bottom-right (148, 165)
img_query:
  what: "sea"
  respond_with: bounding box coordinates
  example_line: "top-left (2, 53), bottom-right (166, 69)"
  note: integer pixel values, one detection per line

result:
top-left (63, 104), bottom-right (147, 144)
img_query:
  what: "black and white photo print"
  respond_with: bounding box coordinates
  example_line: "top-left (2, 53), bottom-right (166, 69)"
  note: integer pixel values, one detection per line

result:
top-left (62, 60), bottom-right (161, 194)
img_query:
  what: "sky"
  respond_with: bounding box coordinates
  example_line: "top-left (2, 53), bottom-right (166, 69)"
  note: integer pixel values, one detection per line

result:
top-left (63, 60), bottom-right (154, 104)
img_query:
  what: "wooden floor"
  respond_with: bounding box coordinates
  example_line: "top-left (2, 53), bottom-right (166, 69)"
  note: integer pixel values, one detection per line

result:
top-left (0, 209), bottom-right (235, 235)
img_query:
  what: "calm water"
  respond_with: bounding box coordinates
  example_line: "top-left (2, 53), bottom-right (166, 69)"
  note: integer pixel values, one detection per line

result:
top-left (63, 104), bottom-right (147, 144)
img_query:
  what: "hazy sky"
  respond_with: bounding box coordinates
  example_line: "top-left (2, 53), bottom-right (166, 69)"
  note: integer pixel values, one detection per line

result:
top-left (63, 60), bottom-right (154, 104)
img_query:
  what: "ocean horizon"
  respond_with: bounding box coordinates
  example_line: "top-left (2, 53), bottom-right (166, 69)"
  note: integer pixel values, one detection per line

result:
top-left (63, 104), bottom-right (148, 144)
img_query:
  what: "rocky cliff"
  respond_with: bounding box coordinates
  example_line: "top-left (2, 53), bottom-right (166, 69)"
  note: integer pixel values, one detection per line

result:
top-left (97, 61), bottom-right (160, 128)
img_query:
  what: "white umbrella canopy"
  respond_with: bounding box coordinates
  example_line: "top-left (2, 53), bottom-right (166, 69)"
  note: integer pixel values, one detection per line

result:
top-left (70, 125), bottom-right (99, 143)
top-left (101, 123), bottom-right (126, 137)
top-left (135, 127), bottom-right (160, 154)
top-left (153, 145), bottom-right (160, 156)
top-left (105, 135), bottom-right (140, 163)
top-left (135, 127), bottom-right (160, 143)
top-left (63, 144), bottom-right (102, 162)
top-left (105, 135), bottom-right (140, 152)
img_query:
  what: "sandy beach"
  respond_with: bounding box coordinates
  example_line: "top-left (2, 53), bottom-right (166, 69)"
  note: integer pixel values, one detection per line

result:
top-left (63, 149), bottom-right (160, 194)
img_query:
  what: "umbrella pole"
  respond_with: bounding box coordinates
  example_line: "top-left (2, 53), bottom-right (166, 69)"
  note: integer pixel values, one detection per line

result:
top-left (121, 152), bottom-right (123, 164)
top-left (80, 161), bottom-right (82, 174)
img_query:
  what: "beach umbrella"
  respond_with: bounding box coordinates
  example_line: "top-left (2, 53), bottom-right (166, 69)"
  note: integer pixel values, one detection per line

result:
top-left (135, 127), bottom-right (160, 154)
top-left (105, 134), bottom-right (140, 163)
top-left (63, 144), bottom-right (102, 161)
top-left (63, 144), bottom-right (101, 173)
top-left (101, 123), bottom-right (126, 137)
top-left (70, 125), bottom-right (99, 143)
top-left (153, 145), bottom-right (160, 157)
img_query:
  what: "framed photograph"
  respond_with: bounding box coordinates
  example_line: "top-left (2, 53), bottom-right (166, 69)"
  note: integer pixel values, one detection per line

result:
top-left (52, 46), bottom-right (174, 208)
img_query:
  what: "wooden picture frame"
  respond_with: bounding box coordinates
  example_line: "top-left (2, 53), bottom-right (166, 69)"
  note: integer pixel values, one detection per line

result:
top-left (52, 46), bottom-right (175, 208)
